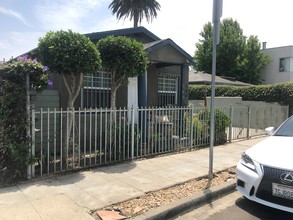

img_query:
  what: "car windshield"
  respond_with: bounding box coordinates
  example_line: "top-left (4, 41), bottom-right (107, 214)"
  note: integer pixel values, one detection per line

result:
top-left (274, 116), bottom-right (293, 136)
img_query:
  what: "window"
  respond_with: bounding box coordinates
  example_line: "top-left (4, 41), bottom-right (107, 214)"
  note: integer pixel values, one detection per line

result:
top-left (158, 73), bottom-right (179, 106)
top-left (81, 70), bottom-right (111, 108)
top-left (279, 57), bottom-right (293, 72)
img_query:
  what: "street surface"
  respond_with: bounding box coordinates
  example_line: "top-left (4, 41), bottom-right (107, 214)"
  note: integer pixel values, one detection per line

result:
top-left (173, 191), bottom-right (293, 220)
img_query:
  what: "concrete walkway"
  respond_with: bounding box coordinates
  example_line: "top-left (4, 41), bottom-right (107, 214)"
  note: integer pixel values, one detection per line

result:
top-left (0, 137), bottom-right (265, 220)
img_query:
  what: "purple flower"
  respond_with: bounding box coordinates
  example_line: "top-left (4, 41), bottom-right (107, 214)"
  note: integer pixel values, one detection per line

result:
top-left (15, 54), bottom-right (49, 72)
top-left (48, 78), bottom-right (53, 87)
top-left (17, 54), bottom-right (29, 61)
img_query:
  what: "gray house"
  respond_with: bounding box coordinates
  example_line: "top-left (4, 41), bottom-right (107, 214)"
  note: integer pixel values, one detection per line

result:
top-left (33, 26), bottom-right (195, 110)
top-left (260, 45), bottom-right (293, 84)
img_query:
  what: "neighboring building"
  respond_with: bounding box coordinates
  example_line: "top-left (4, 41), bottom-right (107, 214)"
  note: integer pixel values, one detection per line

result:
top-left (260, 45), bottom-right (293, 84)
top-left (189, 70), bottom-right (251, 86)
top-left (28, 26), bottom-right (194, 110)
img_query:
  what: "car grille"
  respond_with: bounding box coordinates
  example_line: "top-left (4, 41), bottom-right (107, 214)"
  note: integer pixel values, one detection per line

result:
top-left (256, 166), bottom-right (293, 208)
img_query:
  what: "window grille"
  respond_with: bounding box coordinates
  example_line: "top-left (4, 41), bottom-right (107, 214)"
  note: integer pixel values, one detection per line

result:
top-left (81, 70), bottom-right (111, 108)
top-left (158, 73), bottom-right (179, 106)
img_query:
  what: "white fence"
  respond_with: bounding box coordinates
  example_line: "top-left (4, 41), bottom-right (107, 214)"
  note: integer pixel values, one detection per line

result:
top-left (28, 104), bottom-right (289, 178)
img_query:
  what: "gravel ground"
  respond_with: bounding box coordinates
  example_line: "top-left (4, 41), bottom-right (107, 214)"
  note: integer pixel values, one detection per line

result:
top-left (93, 167), bottom-right (236, 219)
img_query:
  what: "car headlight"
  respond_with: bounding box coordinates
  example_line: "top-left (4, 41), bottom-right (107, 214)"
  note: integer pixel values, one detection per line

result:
top-left (241, 153), bottom-right (257, 172)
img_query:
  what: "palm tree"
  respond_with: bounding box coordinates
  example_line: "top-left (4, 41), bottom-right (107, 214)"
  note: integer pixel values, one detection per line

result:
top-left (109, 0), bottom-right (161, 28)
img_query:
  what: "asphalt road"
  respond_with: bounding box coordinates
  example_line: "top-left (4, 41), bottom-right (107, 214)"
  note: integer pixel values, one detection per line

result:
top-left (173, 191), bottom-right (293, 220)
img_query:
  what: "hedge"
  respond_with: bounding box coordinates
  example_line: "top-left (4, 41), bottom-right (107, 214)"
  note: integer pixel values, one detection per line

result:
top-left (189, 82), bottom-right (293, 114)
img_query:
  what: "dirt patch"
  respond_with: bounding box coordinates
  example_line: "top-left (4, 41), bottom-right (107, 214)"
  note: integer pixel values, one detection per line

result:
top-left (93, 167), bottom-right (236, 219)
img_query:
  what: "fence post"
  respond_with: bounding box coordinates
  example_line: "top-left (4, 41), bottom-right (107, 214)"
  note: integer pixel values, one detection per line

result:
top-left (26, 72), bottom-right (32, 179)
top-left (247, 105), bottom-right (251, 139)
top-left (270, 107), bottom-right (273, 127)
top-left (190, 105), bottom-right (194, 148)
top-left (32, 108), bottom-right (35, 177)
top-left (60, 108), bottom-right (63, 171)
top-left (67, 108), bottom-right (69, 170)
top-left (131, 106), bottom-right (135, 160)
top-left (47, 108), bottom-right (50, 175)
top-left (27, 107), bottom-right (36, 179)
top-left (228, 105), bottom-right (233, 143)
top-left (54, 108), bottom-right (57, 173)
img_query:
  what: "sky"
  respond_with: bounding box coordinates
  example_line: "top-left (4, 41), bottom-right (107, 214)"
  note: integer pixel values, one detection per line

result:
top-left (1, 0), bottom-right (293, 61)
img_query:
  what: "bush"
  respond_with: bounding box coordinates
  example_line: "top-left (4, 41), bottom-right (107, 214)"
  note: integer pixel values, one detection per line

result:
top-left (192, 108), bottom-right (231, 146)
top-left (0, 55), bottom-right (48, 185)
top-left (189, 82), bottom-right (293, 114)
top-left (106, 121), bottom-right (141, 160)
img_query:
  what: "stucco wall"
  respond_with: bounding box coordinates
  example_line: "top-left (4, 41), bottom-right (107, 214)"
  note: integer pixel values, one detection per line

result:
top-left (261, 46), bottom-right (293, 84)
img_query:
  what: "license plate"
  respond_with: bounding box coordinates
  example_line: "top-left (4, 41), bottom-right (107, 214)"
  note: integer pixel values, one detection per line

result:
top-left (272, 183), bottom-right (293, 200)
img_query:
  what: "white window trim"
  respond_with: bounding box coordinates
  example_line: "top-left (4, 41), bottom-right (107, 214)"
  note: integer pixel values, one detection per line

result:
top-left (158, 73), bottom-right (179, 105)
top-left (81, 70), bottom-right (111, 108)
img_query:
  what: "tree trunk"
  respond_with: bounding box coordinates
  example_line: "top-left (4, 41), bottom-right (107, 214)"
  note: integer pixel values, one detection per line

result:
top-left (61, 72), bottom-right (83, 169)
top-left (110, 79), bottom-right (118, 123)
top-left (110, 70), bottom-right (127, 110)
top-left (110, 87), bottom-right (117, 111)
top-left (134, 12), bottom-right (138, 27)
top-left (110, 70), bottom-right (127, 122)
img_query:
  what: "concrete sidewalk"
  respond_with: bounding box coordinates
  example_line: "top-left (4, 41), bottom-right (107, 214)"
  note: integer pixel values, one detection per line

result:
top-left (0, 137), bottom-right (265, 220)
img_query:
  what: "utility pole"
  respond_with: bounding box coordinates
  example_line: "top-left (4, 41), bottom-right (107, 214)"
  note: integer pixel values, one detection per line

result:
top-left (209, 0), bottom-right (223, 180)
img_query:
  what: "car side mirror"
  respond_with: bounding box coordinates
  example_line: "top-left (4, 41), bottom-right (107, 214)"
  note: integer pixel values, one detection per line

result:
top-left (265, 127), bottom-right (274, 136)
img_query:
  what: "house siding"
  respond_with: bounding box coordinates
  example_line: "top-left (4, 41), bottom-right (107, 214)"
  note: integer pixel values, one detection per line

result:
top-left (34, 89), bottom-right (60, 110)
top-left (148, 44), bottom-right (187, 64)
top-left (116, 85), bottom-right (127, 108)
top-left (147, 64), bottom-right (159, 107)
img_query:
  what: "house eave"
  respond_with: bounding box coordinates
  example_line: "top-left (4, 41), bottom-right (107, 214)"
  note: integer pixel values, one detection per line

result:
top-left (85, 26), bottom-right (161, 42)
top-left (145, 39), bottom-right (195, 66)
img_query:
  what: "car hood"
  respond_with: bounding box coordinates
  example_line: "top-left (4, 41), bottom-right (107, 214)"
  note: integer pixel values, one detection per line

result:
top-left (246, 136), bottom-right (293, 170)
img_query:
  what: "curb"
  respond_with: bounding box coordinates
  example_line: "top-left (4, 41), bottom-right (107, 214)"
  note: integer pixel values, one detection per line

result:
top-left (132, 179), bottom-right (236, 220)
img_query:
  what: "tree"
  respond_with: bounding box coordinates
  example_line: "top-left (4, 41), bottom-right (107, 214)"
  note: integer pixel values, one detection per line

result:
top-left (96, 36), bottom-right (148, 110)
top-left (194, 23), bottom-right (213, 75)
top-left (194, 18), bottom-right (270, 84)
top-left (38, 30), bottom-right (101, 109)
top-left (38, 30), bottom-right (101, 166)
top-left (237, 36), bottom-right (271, 84)
top-left (108, 0), bottom-right (161, 28)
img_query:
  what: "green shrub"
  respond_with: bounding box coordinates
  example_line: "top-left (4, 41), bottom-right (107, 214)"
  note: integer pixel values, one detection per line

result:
top-left (0, 55), bottom-right (48, 185)
top-left (106, 121), bottom-right (141, 160)
top-left (192, 108), bottom-right (231, 146)
top-left (189, 82), bottom-right (293, 114)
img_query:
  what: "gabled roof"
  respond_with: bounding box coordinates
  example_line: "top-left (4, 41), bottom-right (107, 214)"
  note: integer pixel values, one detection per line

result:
top-left (85, 26), bottom-right (160, 43)
top-left (144, 38), bottom-right (195, 65)
top-left (189, 70), bottom-right (251, 86)
top-left (20, 26), bottom-right (195, 66)
top-left (86, 27), bottom-right (194, 65)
